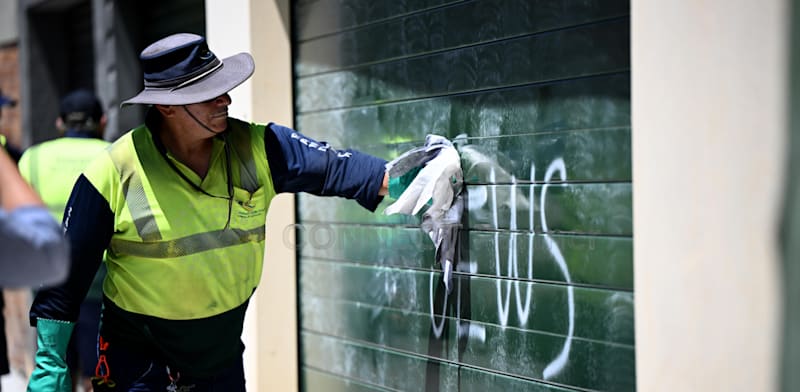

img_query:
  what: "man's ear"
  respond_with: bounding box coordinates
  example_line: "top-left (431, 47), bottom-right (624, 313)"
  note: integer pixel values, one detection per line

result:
top-left (97, 114), bottom-right (108, 138)
top-left (55, 117), bottom-right (66, 134)
top-left (154, 104), bottom-right (174, 117)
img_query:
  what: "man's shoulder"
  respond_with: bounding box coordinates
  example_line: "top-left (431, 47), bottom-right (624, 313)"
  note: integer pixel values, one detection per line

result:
top-left (228, 117), bottom-right (270, 142)
top-left (228, 117), bottom-right (266, 131)
top-left (63, 136), bottom-right (112, 149)
top-left (31, 135), bottom-right (109, 147)
top-left (23, 137), bottom-right (58, 152)
top-left (25, 137), bottom-right (109, 157)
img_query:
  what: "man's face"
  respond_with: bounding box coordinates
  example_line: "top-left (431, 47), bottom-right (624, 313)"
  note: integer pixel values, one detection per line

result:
top-left (181, 93), bottom-right (232, 134)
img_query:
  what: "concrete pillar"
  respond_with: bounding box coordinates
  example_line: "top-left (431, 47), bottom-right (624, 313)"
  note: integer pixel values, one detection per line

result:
top-left (632, 1), bottom-right (787, 390)
top-left (205, 1), bottom-right (297, 391)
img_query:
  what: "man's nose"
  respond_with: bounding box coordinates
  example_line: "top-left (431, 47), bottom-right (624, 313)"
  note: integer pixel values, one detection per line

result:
top-left (214, 93), bottom-right (232, 106)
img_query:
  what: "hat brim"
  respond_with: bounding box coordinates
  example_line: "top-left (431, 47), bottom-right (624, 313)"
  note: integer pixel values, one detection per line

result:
top-left (121, 52), bottom-right (254, 106)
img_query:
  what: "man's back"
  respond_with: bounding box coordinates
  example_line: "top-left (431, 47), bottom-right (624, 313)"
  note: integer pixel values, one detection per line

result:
top-left (19, 137), bottom-right (110, 219)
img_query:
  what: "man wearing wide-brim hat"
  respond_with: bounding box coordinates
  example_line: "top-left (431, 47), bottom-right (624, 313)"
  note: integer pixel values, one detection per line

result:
top-left (26, 32), bottom-right (401, 391)
top-left (26, 31), bottom-right (458, 391)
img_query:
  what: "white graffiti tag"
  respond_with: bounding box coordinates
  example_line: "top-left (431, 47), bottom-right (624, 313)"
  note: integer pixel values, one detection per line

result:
top-left (429, 157), bottom-right (574, 380)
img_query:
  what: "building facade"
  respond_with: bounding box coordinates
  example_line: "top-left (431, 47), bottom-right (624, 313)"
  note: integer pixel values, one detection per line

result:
top-left (7, 0), bottom-right (791, 391)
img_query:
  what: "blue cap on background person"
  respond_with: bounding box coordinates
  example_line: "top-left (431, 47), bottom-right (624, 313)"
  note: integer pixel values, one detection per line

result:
top-left (0, 90), bottom-right (16, 108)
top-left (0, 89), bottom-right (20, 159)
top-left (59, 89), bottom-right (103, 132)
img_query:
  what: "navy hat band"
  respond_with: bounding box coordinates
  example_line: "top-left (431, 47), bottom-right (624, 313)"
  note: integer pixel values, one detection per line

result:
top-left (144, 56), bottom-right (221, 89)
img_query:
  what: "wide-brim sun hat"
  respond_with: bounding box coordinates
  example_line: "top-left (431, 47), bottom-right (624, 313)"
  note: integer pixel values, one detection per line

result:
top-left (121, 33), bottom-right (254, 106)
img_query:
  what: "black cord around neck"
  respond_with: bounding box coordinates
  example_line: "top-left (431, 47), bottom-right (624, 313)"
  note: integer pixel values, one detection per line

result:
top-left (183, 105), bottom-right (221, 135)
top-left (152, 127), bottom-right (234, 230)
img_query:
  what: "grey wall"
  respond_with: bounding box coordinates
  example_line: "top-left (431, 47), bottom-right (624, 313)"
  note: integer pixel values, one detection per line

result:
top-left (92, 0), bottom-right (206, 141)
top-left (19, 0), bottom-right (95, 145)
top-left (783, 0), bottom-right (800, 389)
top-left (293, 0), bottom-right (633, 391)
top-left (632, 1), bottom-right (786, 390)
top-left (0, 0), bottom-right (18, 45)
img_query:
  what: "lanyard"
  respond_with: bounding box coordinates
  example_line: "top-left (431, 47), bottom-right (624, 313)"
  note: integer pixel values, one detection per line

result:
top-left (152, 129), bottom-right (234, 230)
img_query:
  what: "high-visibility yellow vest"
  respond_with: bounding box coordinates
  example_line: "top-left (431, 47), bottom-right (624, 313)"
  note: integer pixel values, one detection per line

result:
top-left (82, 118), bottom-right (275, 320)
top-left (19, 137), bottom-right (111, 220)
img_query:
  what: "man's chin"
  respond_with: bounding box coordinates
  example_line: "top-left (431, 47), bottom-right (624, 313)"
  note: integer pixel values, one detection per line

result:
top-left (212, 118), bottom-right (228, 132)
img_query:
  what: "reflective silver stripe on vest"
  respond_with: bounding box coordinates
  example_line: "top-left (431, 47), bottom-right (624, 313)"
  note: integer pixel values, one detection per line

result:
top-left (109, 138), bottom-right (162, 241)
top-left (109, 225), bottom-right (265, 258)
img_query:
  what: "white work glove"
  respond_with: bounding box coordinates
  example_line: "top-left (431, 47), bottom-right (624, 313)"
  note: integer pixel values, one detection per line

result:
top-left (385, 135), bottom-right (464, 292)
top-left (384, 135), bottom-right (463, 216)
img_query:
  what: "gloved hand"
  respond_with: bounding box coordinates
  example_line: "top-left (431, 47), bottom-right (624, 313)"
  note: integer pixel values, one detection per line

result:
top-left (384, 135), bottom-right (462, 216)
top-left (385, 134), bottom-right (452, 202)
top-left (385, 135), bottom-right (465, 292)
top-left (388, 166), bottom-right (421, 200)
top-left (27, 318), bottom-right (74, 392)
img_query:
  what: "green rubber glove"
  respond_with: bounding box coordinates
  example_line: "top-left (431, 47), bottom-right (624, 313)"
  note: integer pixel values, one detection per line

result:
top-left (27, 318), bottom-right (75, 392)
top-left (388, 167), bottom-right (422, 200)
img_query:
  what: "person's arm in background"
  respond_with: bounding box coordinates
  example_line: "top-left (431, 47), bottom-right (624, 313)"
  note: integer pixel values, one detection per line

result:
top-left (1, 143), bottom-right (42, 209)
top-left (0, 146), bottom-right (69, 288)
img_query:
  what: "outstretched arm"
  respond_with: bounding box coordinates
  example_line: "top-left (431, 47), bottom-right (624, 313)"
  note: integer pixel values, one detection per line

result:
top-left (265, 123), bottom-right (388, 211)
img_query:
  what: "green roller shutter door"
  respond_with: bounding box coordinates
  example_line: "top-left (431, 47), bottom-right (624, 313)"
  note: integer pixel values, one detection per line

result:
top-left (294, 1), bottom-right (633, 390)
